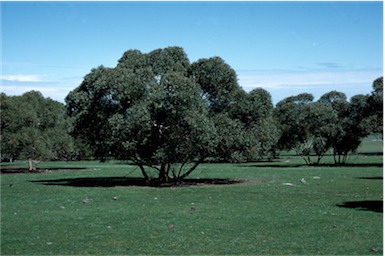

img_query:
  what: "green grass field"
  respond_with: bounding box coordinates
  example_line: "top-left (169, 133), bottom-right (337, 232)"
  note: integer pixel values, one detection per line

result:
top-left (1, 137), bottom-right (382, 255)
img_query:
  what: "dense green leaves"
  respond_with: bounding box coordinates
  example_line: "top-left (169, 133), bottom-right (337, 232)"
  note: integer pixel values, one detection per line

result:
top-left (227, 88), bottom-right (278, 160)
top-left (1, 91), bottom-right (75, 168)
top-left (365, 77), bottom-right (383, 135)
top-left (275, 78), bottom-right (383, 165)
top-left (189, 57), bottom-right (241, 114)
top-left (66, 47), bottom-right (279, 182)
top-left (4, 47), bottom-right (380, 175)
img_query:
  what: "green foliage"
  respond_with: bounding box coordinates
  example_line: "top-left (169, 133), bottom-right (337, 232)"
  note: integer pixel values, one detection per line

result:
top-left (66, 47), bottom-right (277, 182)
top-left (363, 77), bottom-right (383, 135)
top-left (275, 93), bottom-right (315, 150)
top-left (275, 77), bottom-right (383, 166)
top-left (67, 48), bottom-right (206, 181)
top-left (211, 113), bottom-right (249, 162)
top-left (1, 91), bottom-right (75, 164)
top-left (188, 57), bottom-right (240, 114)
top-left (227, 88), bottom-right (278, 160)
top-left (275, 93), bottom-right (329, 164)
top-left (275, 90), bottom-right (365, 165)
top-left (318, 91), bottom-right (369, 164)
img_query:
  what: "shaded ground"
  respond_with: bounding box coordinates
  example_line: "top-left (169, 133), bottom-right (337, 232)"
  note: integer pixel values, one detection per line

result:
top-left (337, 200), bottom-right (383, 213)
top-left (30, 176), bottom-right (243, 187)
top-left (239, 163), bottom-right (383, 168)
top-left (357, 176), bottom-right (383, 180)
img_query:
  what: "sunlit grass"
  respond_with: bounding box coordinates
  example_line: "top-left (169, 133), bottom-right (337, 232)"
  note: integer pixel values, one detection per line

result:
top-left (1, 137), bottom-right (382, 255)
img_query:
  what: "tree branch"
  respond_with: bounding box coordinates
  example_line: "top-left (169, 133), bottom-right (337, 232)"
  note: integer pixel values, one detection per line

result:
top-left (179, 156), bottom-right (206, 180)
top-left (133, 154), bottom-right (150, 182)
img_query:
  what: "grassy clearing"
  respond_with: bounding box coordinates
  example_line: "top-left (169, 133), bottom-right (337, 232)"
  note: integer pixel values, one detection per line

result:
top-left (1, 138), bottom-right (382, 255)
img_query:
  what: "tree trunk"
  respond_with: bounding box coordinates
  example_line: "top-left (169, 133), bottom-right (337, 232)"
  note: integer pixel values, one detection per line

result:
top-left (28, 159), bottom-right (36, 171)
top-left (159, 163), bottom-right (169, 183)
top-left (138, 164), bottom-right (150, 182)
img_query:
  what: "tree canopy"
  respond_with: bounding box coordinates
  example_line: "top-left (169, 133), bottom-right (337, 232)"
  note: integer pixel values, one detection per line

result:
top-left (66, 47), bottom-right (277, 183)
top-left (3, 47), bottom-right (380, 173)
top-left (1, 91), bottom-right (75, 169)
top-left (364, 77), bottom-right (383, 136)
top-left (274, 77), bottom-right (383, 165)
top-left (274, 93), bottom-right (337, 164)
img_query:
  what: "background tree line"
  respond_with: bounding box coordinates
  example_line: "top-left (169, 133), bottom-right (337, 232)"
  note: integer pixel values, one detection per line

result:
top-left (1, 47), bottom-right (382, 180)
top-left (274, 79), bottom-right (382, 165)
top-left (0, 91), bottom-right (92, 170)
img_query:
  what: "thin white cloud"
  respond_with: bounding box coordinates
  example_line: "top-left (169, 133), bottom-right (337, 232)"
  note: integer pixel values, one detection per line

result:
top-left (238, 68), bottom-right (382, 90)
top-left (1, 84), bottom-right (75, 103)
top-left (316, 62), bottom-right (342, 69)
top-left (237, 68), bottom-right (382, 103)
top-left (1, 74), bottom-right (46, 82)
top-left (1, 75), bottom-right (82, 103)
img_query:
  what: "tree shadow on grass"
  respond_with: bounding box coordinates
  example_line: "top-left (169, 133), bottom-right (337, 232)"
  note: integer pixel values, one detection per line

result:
top-left (239, 163), bottom-right (383, 168)
top-left (357, 176), bottom-right (383, 180)
top-left (30, 176), bottom-right (243, 188)
top-left (337, 200), bottom-right (383, 213)
top-left (239, 164), bottom-right (305, 168)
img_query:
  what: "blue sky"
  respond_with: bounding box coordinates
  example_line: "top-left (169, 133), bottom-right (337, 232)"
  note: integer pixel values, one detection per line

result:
top-left (1, 1), bottom-right (383, 104)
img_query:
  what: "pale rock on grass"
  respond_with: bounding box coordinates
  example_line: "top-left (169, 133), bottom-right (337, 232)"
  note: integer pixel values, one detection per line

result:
top-left (82, 197), bottom-right (93, 204)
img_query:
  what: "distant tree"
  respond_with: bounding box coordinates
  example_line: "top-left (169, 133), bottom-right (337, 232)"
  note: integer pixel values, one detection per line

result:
top-left (317, 91), bottom-right (368, 164)
top-left (275, 82), bottom-right (381, 165)
top-left (275, 93), bottom-right (336, 165)
top-left (298, 101), bottom-right (337, 165)
top-left (228, 88), bottom-right (278, 161)
top-left (66, 47), bottom-right (276, 183)
top-left (364, 77), bottom-right (383, 136)
top-left (1, 91), bottom-right (75, 170)
top-left (275, 93), bottom-right (314, 150)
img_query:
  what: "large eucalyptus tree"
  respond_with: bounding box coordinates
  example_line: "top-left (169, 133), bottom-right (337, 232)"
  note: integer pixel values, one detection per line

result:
top-left (66, 47), bottom-right (276, 183)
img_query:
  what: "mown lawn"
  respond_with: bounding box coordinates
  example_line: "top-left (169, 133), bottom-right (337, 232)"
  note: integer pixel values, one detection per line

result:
top-left (1, 138), bottom-right (382, 255)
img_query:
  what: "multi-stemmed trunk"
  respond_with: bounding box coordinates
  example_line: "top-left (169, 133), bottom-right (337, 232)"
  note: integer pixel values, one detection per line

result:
top-left (137, 157), bottom-right (206, 185)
